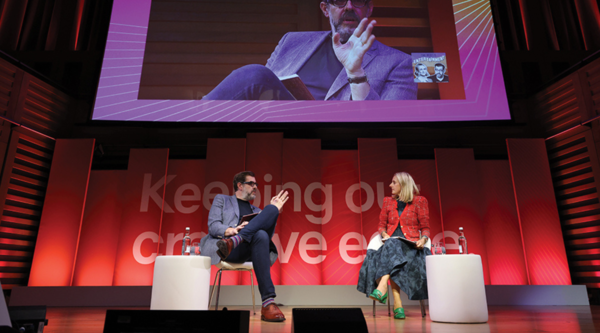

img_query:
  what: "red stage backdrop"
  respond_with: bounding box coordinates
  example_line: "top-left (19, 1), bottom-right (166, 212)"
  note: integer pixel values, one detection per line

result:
top-left (112, 149), bottom-right (169, 286)
top-left (29, 139), bottom-right (95, 286)
top-left (29, 135), bottom-right (572, 287)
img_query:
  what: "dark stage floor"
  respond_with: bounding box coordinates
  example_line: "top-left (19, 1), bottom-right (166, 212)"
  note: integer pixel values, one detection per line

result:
top-left (36, 305), bottom-right (599, 333)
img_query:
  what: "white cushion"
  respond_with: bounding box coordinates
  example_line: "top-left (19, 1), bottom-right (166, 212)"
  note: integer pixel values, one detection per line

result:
top-left (216, 261), bottom-right (254, 271)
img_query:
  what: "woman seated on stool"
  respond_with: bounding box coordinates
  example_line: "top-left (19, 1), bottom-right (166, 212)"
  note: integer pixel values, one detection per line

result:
top-left (357, 172), bottom-right (431, 319)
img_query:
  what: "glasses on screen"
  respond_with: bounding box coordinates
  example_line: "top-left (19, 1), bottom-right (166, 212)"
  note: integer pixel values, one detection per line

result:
top-left (328, 0), bottom-right (370, 8)
top-left (243, 181), bottom-right (258, 187)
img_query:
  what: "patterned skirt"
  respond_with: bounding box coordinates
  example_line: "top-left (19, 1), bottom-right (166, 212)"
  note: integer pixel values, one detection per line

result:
top-left (356, 238), bottom-right (431, 300)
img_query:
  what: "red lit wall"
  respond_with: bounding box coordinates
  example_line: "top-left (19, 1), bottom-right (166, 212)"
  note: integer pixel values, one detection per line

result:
top-left (28, 136), bottom-right (572, 287)
top-left (507, 139), bottom-right (572, 285)
top-left (321, 150), bottom-right (362, 285)
top-left (479, 160), bottom-right (529, 285)
top-left (279, 139), bottom-right (322, 285)
top-left (29, 139), bottom-right (95, 286)
top-left (72, 170), bottom-right (125, 286)
top-left (435, 148), bottom-right (490, 284)
top-left (112, 149), bottom-right (169, 286)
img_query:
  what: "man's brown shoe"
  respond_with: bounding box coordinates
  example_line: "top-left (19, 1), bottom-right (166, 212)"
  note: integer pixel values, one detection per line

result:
top-left (261, 303), bottom-right (286, 322)
top-left (216, 238), bottom-right (234, 260)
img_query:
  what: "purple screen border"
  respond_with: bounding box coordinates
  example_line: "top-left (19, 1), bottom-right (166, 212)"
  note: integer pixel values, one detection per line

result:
top-left (92, 0), bottom-right (511, 123)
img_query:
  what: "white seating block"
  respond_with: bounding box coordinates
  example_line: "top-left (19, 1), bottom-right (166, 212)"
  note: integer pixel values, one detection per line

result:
top-left (426, 254), bottom-right (488, 323)
top-left (150, 255), bottom-right (212, 310)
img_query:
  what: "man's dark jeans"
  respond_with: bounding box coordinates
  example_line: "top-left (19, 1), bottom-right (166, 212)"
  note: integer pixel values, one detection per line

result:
top-left (203, 64), bottom-right (295, 100)
top-left (224, 204), bottom-right (279, 301)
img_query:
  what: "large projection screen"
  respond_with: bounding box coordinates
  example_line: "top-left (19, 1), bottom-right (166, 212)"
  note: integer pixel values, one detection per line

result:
top-left (92, 0), bottom-right (511, 122)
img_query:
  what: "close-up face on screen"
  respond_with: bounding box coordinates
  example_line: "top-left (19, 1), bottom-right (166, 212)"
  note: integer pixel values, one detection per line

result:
top-left (92, 0), bottom-right (511, 122)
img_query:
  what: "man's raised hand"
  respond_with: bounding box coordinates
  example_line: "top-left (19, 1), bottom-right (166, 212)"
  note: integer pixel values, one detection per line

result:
top-left (333, 18), bottom-right (376, 76)
top-left (270, 190), bottom-right (290, 212)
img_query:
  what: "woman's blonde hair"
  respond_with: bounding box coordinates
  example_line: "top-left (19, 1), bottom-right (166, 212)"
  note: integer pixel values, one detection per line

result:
top-left (393, 172), bottom-right (419, 202)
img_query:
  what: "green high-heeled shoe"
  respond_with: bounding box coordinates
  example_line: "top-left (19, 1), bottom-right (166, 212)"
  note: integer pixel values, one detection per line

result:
top-left (394, 307), bottom-right (406, 319)
top-left (369, 289), bottom-right (388, 304)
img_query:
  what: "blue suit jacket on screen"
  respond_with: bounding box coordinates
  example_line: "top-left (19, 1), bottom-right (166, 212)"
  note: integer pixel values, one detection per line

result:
top-left (266, 31), bottom-right (418, 100)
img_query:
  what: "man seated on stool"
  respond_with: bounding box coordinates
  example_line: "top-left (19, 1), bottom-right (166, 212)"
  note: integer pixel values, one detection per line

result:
top-left (200, 171), bottom-right (289, 322)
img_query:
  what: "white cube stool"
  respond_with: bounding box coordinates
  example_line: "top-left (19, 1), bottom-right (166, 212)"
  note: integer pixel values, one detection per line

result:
top-left (426, 254), bottom-right (488, 323)
top-left (150, 255), bottom-right (212, 310)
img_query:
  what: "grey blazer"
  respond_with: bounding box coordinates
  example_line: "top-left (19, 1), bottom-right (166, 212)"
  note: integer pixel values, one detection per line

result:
top-left (200, 194), bottom-right (278, 265)
top-left (266, 31), bottom-right (418, 100)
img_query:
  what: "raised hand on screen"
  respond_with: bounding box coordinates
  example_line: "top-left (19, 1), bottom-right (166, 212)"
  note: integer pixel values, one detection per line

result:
top-left (332, 18), bottom-right (376, 77)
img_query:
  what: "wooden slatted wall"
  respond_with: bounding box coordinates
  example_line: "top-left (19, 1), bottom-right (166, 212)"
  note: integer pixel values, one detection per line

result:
top-left (533, 58), bottom-right (600, 290)
top-left (372, 0), bottom-right (436, 99)
top-left (588, 61), bottom-right (600, 118)
top-left (532, 75), bottom-right (583, 137)
top-left (0, 57), bottom-right (72, 289)
top-left (0, 61), bottom-right (18, 169)
top-left (371, 0), bottom-right (432, 54)
top-left (0, 129), bottom-right (53, 289)
top-left (547, 131), bottom-right (600, 289)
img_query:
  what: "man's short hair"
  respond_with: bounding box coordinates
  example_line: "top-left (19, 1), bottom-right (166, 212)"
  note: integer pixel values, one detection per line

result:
top-left (233, 171), bottom-right (255, 191)
top-left (434, 63), bottom-right (445, 71)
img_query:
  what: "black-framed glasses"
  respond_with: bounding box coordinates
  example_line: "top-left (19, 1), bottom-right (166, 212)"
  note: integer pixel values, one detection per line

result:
top-left (328, 0), bottom-right (370, 8)
top-left (243, 181), bottom-right (258, 187)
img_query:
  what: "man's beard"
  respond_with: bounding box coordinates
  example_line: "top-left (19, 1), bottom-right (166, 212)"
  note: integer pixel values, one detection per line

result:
top-left (332, 11), bottom-right (360, 44)
top-left (243, 190), bottom-right (256, 201)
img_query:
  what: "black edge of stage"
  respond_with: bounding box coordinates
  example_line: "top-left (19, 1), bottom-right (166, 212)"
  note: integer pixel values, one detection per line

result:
top-left (10, 286), bottom-right (152, 307)
top-left (8, 285), bottom-right (590, 307)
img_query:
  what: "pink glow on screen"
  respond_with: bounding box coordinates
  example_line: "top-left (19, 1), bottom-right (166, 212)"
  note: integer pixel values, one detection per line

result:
top-left (92, 0), bottom-right (511, 122)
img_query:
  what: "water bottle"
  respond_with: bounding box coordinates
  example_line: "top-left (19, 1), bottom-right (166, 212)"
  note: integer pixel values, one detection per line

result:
top-left (458, 227), bottom-right (468, 254)
top-left (182, 227), bottom-right (191, 255)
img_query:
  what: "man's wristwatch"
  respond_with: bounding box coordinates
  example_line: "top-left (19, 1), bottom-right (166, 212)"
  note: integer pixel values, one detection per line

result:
top-left (348, 75), bottom-right (368, 84)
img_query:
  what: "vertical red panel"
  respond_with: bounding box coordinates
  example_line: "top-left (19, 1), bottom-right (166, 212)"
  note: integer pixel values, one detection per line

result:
top-left (517, 0), bottom-right (531, 50)
top-left (357, 139), bottom-right (399, 241)
top-left (159, 160), bottom-right (205, 256)
top-left (73, 0), bottom-right (85, 50)
top-left (245, 133), bottom-right (283, 285)
top-left (0, 0), bottom-right (28, 50)
top-left (321, 150), bottom-right (362, 285)
top-left (435, 148), bottom-right (490, 284)
top-left (204, 139), bottom-right (246, 285)
top-left (573, 0), bottom-right (600, 50)
top-left (72, 170), bottom-right (125, 286)
top-left (507, 139), bottom-right (571, 285)
top-left (279, 139), bottom-right (322, 285)
top-left (112, 149), bottom-right (169, 286)
top-left (428, 0), bottom-right (466, 99)
top-left (29, 138), bottom-right (95, 286)
top-left (398, 160), bottom-right (443, 248)
top-left (479, 160), bottom-right (528, 285)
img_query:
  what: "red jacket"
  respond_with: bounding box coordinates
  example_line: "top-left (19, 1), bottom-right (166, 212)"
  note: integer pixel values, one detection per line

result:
top-left (378, 196), bottom-right (430, 242)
